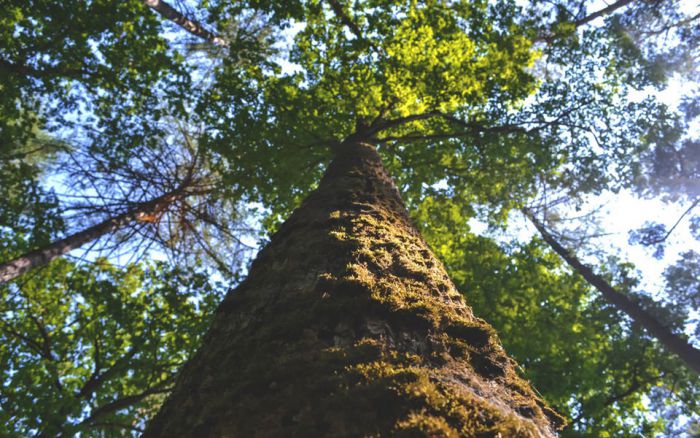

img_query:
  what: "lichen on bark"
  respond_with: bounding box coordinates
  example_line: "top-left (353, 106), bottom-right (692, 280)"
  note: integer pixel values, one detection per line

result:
top-left (146, 141), bottom-right (565, 437)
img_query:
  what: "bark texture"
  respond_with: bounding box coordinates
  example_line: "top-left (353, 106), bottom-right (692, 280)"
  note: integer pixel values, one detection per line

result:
top-left (147, 141), bottom-right (564, 436)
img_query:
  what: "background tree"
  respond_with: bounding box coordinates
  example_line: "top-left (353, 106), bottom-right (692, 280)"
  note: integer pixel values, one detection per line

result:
top-left (0, 258), bottom-right (225, 436)
top-left (1, 127), bottom-right (255, 284)
top-left (524, 207), bottom-right (700, 373)
top-left (414, 195), bottom-right (700, 436)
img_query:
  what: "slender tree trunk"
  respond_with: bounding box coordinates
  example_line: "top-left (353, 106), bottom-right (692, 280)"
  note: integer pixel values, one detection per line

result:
top-left (525, 210), bottom-right (700, 375)
top-left (142, 0), bottom-right (227, 46)
top-left (0, 188), bottom-right (185, 285)
top-left (146, 140), bottom-right (564, 436)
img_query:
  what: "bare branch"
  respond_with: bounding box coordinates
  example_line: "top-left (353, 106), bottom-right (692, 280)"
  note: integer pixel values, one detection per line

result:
top-left (142, 0), bottom-right (227, 47)
top-left (574, 0), bottom-right (635, 27)
top-left (637, 198), bottom-right (699, 246)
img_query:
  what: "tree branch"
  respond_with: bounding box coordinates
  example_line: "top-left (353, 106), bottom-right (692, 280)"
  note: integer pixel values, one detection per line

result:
top-left (142, 0), bottom-right (227, 47)
top-left (638, 198), bottom-right (699, 246)
top-left (535, 0), bottom-right (636, 43)
top-left (78, 348), bottom-right (139, 399)
top-left (327, 0), bottom-right (363, 39)
top-left (574, 0), bottom-right (636, 27)
top-left (368, 111), bottom-right (529, 140)
top-left (325, 0), bottom-right (379, 51)
top-left (0, 58), bottom-right (94, 79)
top-left (571, 365), bottom-right (656, 424)
top-left (79, 383), bottom-right (173, 427)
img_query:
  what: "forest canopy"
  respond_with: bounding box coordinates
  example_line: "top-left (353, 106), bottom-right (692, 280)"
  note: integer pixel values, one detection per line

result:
top-left (0, 0), bottom-right (699, 435)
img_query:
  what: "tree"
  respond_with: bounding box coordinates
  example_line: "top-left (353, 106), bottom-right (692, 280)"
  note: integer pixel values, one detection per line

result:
top-left (524, 209), bottom-right (700, 373)
top-left (146, 140), bottom-right (564, 436)
top-left (411, 194), bottom-right (699, 435)
top-left (4, 0), bottom-right (700, 434)
top-left (0, 257), bottom-right (224, 436)
top-left (142, 0), bottom-right (576, 432)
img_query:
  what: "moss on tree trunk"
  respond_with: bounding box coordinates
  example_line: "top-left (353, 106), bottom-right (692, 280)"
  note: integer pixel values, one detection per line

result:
top-left (146, 141), bottom-right (565, 436)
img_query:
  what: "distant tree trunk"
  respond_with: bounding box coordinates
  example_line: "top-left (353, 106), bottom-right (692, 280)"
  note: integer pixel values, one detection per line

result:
top-left (142, 0), bottom-right (227, 47)
top-left (525, 210), bottom-right (700, 375)
top-left (146, 140), bottom-right (564, 436)
top-left (0, 188), bottom-right (185, 285)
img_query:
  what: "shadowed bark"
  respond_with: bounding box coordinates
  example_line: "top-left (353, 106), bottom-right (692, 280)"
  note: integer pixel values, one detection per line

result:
top-left (146, 140), bottom-right (564, 436)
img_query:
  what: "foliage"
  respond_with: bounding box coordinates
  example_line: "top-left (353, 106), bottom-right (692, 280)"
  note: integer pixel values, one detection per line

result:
top-left (0, 153), bottom-right (63, 259)
top-left (1, 0), bottom-right (699, 435)
top-left (0, 0), bottom-right (189, 155)
top-left (200, 0), bottom-right (543, 223)
top-left (664, 250), bottom-right (700, 336)
top-left (413, 195), bottom-right (700, 436)
top-left (0, 258), bottom-right (224, 436)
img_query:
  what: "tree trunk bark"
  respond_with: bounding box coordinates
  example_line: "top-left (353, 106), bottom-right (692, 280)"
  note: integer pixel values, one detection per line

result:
top-left (0, 188), bottom-right (185, 285)
top-left (525, 210), bottom-right (700, 375)
top-left (146, 140), bottom-right (564, 436)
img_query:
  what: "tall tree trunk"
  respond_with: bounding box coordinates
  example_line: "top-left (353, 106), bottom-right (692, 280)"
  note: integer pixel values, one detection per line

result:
top-left (142, 0), bottom-right (227, 47)
top-left (146, 140), bottom-right (564, 436)
top-left (0, 188), bottom-right (185, 285)
top-left (524, 210), bottom-right (700, 375)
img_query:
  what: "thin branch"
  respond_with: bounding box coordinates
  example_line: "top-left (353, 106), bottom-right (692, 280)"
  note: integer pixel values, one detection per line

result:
top-left (574, 0), bottom-right (636, 27)
top-left (142, 0), bottom-right (227, 47)
top-left (79, 383), bottom-right (173, 427)
top-left (639, 11), bottom-right (700, 37)
top-left (639, 198), bottom-right (699, 246)
top-left (0, 58), bottom-right (95, 79)
top-left (326, 0), bottom-right (376, 50)
top-left (78, 348), bottom-right (138, 399)
top-left (89, 422), bottom-right (145, 433)
top-left (535, 0), bottom-right (636, 42)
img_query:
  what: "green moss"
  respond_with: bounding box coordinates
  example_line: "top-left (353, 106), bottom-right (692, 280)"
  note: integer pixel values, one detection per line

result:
top-left (394, 412), bottom-right (460, 437)
top-left (442, 318), bottom-right (493, 349)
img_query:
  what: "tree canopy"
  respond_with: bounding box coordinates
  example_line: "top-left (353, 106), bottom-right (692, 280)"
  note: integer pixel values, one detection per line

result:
top-left (1, 0), bottom-right (698, 435)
